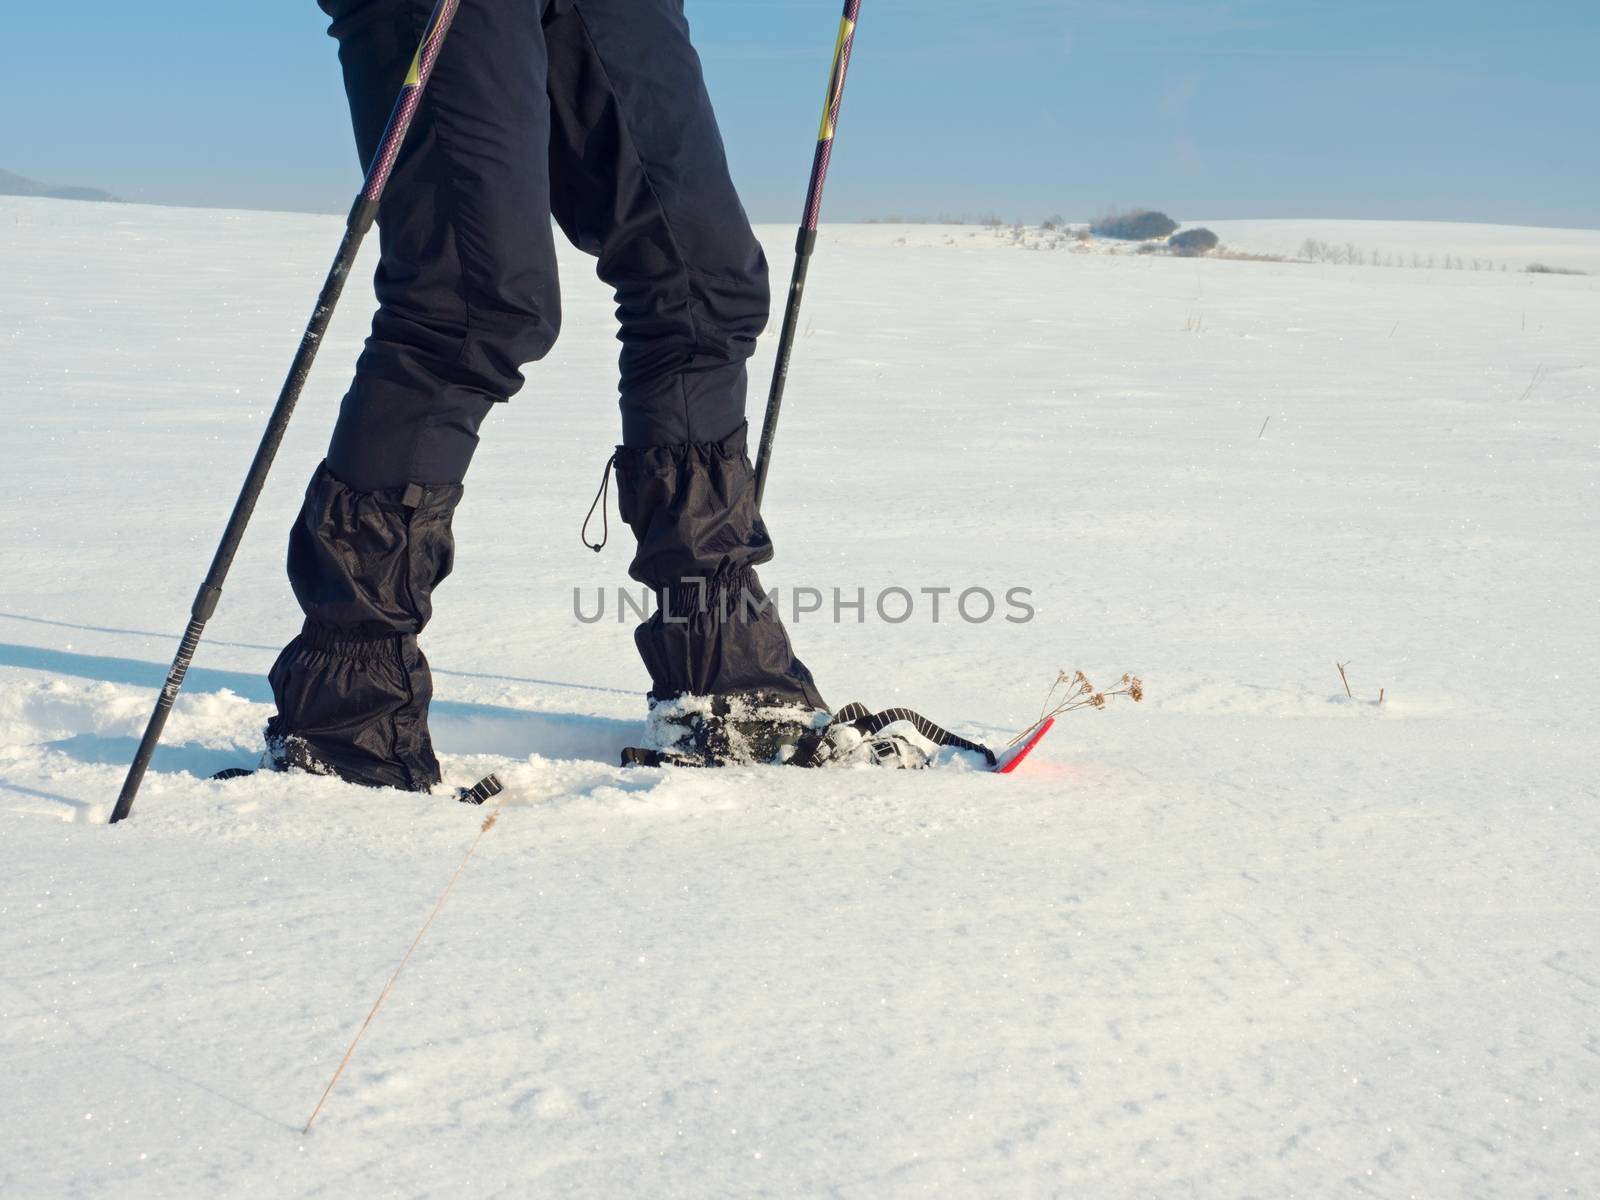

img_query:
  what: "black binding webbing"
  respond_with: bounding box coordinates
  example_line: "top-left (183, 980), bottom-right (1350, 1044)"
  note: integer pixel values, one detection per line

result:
top-left (456, 773), bottom-right (504, 805)
top-left (620, 746), bottom-right (717, 770)
top-left (805, 702), bottom-right (997, 767)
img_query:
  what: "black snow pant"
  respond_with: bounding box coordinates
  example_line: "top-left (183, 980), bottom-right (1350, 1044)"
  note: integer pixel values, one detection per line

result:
top-left (266, 0), bottom-right (823, 790)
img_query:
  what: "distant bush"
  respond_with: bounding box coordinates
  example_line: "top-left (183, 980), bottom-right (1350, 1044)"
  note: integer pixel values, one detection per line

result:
top-left (1214, 248), bottom-right (1285, 263)
top-left (1526, 262), bottom-right (1586, 275)
top-left (1090, 209), bottom-right (1178, 241)
top-left (1168, 227), bottom-right (1219, 256)
top-left (1299, 238), bottom-right (1376, 266)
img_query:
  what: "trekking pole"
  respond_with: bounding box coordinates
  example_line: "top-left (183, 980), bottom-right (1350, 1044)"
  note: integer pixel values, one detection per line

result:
top-left (752, 0), bottom-right (863, 508)
top-left (109, 0), bottom-right (463, 825)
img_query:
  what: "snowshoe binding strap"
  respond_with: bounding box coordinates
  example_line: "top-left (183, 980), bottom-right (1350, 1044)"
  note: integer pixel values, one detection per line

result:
top-left (621, 746), bottom-right (670, 768)
top-left (619, 702), bottom-right (994, 770)
top-left (789, 703), bottom-right (997, 769)
top-left (456, 773), bottom-right (505, 805)
top-left (214, 765), bottom-right (503, 802)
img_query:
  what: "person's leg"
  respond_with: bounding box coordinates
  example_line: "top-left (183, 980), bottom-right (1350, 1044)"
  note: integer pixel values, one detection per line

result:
top-left (544, 0), bottom-right (825, 739)
top-left (267, 0), bottom-right (559, 789)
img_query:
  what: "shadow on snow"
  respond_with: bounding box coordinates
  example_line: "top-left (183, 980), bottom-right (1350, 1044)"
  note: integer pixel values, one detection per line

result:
top-left (0, 643), bottom-right (641, 774)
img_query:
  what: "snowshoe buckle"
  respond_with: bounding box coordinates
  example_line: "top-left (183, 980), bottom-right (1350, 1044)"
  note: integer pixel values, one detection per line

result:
top-left (456, 773), bottom-right (504, 805)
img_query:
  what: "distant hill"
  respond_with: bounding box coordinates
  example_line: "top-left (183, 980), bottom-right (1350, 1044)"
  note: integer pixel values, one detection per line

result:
top-left (0, 168), bottom-right (118, 203)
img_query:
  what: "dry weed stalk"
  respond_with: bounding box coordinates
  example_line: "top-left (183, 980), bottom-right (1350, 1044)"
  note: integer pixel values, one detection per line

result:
top-left (1516, 363), bottom-right (1545, 403)
top-left (1336, 662), bottom-right (1386, 704)
top-left (302, 797), bottom-right (507, 1134)
top-left (1009, 670), bottom-right (1144, 746)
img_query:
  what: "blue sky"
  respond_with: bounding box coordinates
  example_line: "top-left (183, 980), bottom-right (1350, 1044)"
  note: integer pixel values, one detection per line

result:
top-left (6, 0), bottom-right (1597, 227)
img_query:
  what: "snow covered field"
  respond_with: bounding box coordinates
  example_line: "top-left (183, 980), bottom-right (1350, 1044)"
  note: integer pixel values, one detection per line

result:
top-left (2, 196), bottom-right (1597, 1197)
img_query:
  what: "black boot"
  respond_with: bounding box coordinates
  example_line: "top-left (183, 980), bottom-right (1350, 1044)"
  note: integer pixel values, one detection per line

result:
top-left (263, 462), bottom-right (461, 790)
top-left (613, 424), bottom-right (826, 762)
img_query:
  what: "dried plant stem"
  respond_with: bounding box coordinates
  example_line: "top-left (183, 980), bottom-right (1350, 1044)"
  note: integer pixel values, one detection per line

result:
top-left (1009, 669), bottom-right (1144, 747)
top-left (1517, 363), bottom-right (1545, 403)
top-left (1336, 661), bottom-right (1353, 699)
top-left (303, 799), bottom-right (508, 1134)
